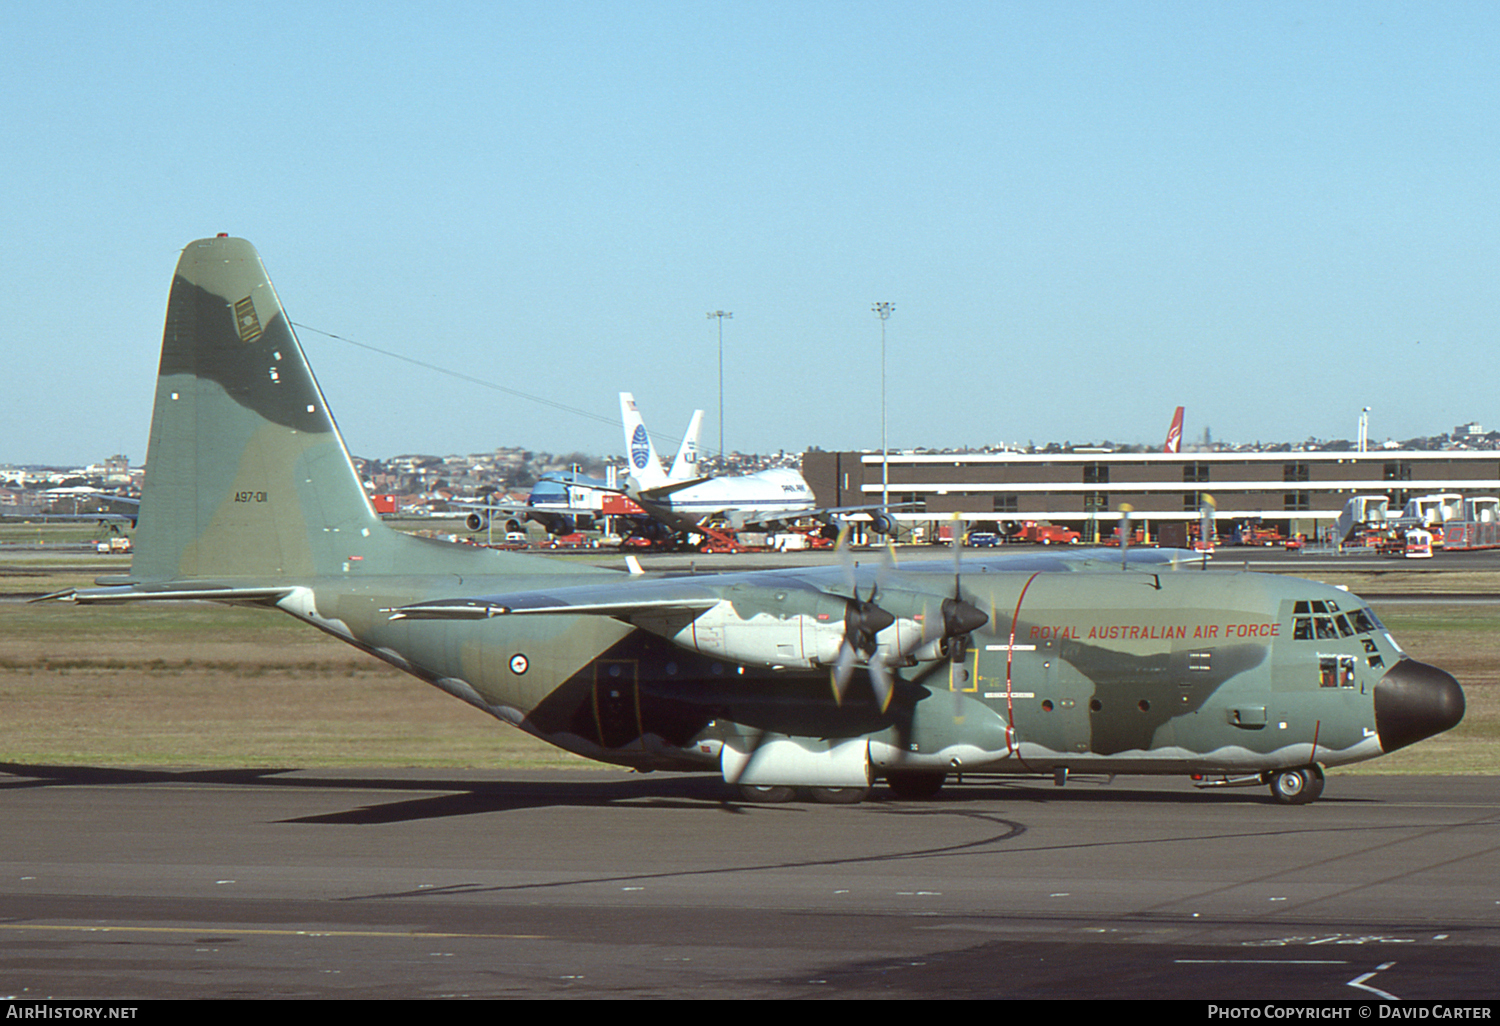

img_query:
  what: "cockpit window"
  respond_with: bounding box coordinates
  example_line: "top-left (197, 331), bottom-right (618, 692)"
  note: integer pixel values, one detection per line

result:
top-left (1292, 601), bottom-right (1381, 640)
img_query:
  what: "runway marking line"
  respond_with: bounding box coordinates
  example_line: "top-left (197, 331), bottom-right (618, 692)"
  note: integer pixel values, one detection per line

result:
top-left (0, 924), bottom-right (547, 941)
top-left (1346, 961), bottom-right (1400, 1001)
top-left (1175, 960), bottom-right (1348, 965)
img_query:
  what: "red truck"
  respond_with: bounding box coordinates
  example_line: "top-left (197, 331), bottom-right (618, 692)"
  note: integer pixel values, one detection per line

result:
top-left (1019, 522), bottom-right (1080, 545)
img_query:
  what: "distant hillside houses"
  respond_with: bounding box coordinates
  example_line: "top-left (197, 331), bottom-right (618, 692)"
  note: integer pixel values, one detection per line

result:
top-left (4, 425), bottom-right (1499, 518)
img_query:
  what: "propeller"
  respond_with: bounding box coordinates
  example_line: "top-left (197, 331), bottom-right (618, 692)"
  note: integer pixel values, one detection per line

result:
top-left (938, 513), bottom-right (987, 663)
top-left (830, 525), bottom-right (898, 710)
top-left (826, 521), bottom-right (990, 713)
top-left (915, 514), bottom-right (989, 723)
top-left (1118, 502), bottom-right (1134, 570)
top-left (832, 586), bottom-right (896, 707)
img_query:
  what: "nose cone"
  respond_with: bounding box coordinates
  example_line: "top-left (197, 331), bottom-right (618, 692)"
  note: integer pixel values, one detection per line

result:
top-left (1375, 659), bottom-right (1465, 753)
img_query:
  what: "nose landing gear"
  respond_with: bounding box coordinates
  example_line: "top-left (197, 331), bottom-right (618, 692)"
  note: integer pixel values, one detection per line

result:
top-left (1266, 765), bottom-right (1325, 805)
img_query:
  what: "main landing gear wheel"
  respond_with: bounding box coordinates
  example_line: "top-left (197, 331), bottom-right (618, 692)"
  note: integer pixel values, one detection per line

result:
top-left (1267, 765), bottom-right (1325, 805)
top-left (738, 784), bottom-right (795, 803)
top-left (805, 786), bottom-right (870, 805)
top-left (885, 770), bottom-right (947, 800)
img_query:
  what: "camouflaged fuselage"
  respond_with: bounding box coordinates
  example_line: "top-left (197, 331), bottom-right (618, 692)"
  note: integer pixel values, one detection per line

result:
top-left (64, 237), bottom-right (1463, 796)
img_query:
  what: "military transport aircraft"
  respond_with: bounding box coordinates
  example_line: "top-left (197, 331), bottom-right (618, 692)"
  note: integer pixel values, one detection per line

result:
top-left (41, 237), bottom-right (1466, 805)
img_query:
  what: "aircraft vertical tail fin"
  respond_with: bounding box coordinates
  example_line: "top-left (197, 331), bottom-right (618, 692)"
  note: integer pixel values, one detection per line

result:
top-left (1163, 406), bottom-right (1185, 453)
top-left (620, 392), bottom-right (671, 490)
top-left (669, 409), bottom-right (704, 482)
top-left (129, 236), bottom-right (381, 583)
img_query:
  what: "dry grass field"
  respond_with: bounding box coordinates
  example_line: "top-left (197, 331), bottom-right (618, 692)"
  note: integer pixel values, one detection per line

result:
top-left (0, 599), bottom-right (585, 768)
top-left (1, 530), bottom-right (1494, 776)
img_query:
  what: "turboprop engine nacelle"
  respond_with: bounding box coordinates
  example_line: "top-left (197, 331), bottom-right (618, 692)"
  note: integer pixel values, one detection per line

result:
top-left (637, 589), bottom-right (938, 673)
top-left (643, 596), bottom-right (849, 670)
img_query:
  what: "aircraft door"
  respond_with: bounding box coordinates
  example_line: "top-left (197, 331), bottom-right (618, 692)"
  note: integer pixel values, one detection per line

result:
top-left (592, 660), bottom-right (641, 749)
top-left (981, 576), bottom-right (1092, 759)
top-left (977, 639), bottom-right (1090, 758)
top-left (1043, 649), bottom-right (1095, 756)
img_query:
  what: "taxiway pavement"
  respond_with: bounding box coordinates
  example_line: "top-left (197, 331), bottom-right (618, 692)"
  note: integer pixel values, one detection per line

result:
top-left (0, 768), bottom-right (1495, 999)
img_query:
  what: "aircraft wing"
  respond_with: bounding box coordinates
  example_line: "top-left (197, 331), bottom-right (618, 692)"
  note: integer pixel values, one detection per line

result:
top-left (5, 494), bottom-right (141, 525)
top-left (451, 497), bottom-right (542, 517)
top-left (0, 512), bottom-right (136, 524)
top-left (630, 477), bottom-right (713, 501)
top-left (387, 546), bottom-right (1197, 624)
top-left (723, 500), bottom-right (922, 532)
top-left (964, 546), bottom-right (1201, 571)
top-left (383, 547), bottom-right (1197, 702)
top-left (387, 575), bottom-right (730, 621)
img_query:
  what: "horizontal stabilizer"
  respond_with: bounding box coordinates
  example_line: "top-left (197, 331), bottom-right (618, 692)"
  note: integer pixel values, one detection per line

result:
top-left (33, 585), bottom-right (295, 606)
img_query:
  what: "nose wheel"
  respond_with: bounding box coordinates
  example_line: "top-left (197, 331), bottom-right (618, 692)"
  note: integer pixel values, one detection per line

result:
top-left (1266, 765), bottom-right (1325, 805)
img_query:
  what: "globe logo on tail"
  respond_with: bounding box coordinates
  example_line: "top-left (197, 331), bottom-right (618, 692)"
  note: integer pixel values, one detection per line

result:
top-left (631, 424), bottom-right (652, 471)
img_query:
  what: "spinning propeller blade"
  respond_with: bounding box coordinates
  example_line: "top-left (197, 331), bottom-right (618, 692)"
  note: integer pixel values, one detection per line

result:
top-left (942, 513), bottom-right (987, 662)
top-left (829, 525), bottom-right (897, 707)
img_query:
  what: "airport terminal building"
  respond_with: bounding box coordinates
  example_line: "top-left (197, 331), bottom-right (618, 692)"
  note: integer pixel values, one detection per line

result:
top-left (802, 448), bottom-right (1500, 542)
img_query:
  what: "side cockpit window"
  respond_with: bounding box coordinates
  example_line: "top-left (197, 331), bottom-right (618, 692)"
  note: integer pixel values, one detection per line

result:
top-left (1319, 654), bottom-right (1357, 688)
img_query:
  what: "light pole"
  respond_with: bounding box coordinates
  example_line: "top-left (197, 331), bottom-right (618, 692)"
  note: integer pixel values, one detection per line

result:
top-left (872, 302), bottom-right (894, 516)
top-left (707, 310), bottom-right (732, 462)
top-left (1359, 407), bottom-right (1370, 453)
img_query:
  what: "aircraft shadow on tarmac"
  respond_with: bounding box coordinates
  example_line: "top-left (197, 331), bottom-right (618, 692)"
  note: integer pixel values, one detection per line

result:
top-left (0, 762), bottom-right (1377, 828)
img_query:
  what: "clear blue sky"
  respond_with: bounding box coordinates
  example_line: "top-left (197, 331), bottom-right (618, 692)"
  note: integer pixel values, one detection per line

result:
top-left (6, 1), bottom-right (1499, 465)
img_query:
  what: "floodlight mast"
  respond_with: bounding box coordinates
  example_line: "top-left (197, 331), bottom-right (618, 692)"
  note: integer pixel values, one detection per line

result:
top-left (708, 310), bottom-right (732, 461)
top-left (872, 302), bottom-right (894, 522)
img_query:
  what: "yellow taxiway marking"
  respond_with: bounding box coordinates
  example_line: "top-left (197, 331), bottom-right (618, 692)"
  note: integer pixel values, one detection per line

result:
top-left (0, 924), bottom-right (545, 940)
